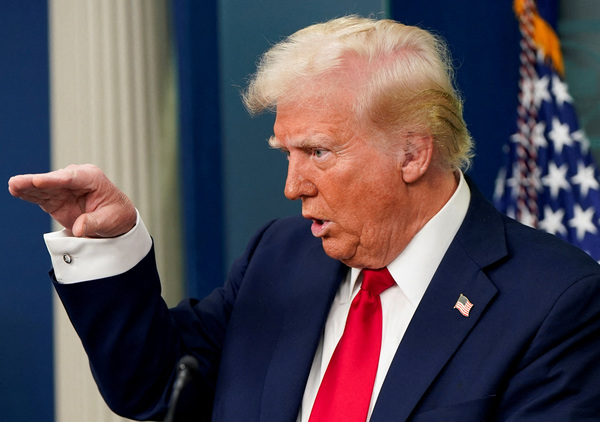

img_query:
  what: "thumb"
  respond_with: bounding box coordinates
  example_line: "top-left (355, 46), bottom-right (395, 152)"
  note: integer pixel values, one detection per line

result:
top-left (71, 205), bottom-right (136, 238)
top-left (71, 213), bottom-right (97, 238)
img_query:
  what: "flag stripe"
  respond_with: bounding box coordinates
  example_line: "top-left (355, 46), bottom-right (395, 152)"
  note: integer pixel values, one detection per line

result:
top-left (454, 294), bottom-right (473, 317)
top-left (494, 0), bottom-right (600, 262)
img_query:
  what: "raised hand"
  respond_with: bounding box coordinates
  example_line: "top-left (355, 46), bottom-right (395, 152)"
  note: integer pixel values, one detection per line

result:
top-left (8, 164), bottom-right (137, 238)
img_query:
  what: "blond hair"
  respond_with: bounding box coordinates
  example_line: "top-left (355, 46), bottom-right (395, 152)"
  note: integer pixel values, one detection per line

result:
top-left (243, 15), bottom-right (473, 171)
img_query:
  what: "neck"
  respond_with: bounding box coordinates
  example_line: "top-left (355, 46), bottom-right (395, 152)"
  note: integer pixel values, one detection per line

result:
top-left (382, 169), bottom-right (459, 268)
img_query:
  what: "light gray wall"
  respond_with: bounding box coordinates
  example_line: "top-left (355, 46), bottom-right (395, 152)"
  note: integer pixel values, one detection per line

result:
top-left (219, 1), bottom-right (386, 267)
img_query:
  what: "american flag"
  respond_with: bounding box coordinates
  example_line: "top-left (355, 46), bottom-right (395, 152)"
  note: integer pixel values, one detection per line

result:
top-left (454, 294), bottom-right (473, 317)
top-left (494, 0), bottom-right (600, 262)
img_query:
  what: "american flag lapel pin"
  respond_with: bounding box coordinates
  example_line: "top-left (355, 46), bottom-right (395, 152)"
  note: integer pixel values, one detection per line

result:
top-left (454, 293), bottom-right (473, 317)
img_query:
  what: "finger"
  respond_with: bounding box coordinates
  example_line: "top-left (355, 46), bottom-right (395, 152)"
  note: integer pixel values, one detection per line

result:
top-left (8, 174), bottom-right (36, 197)
top-left (8, 175), bottom-right (61, 207)
top-left (11, 164), bottom-right (136, 237)
top-left (29, 165), bottom-right (95, 191)
top-left (9, 165), bottom-right (102, 213)
top-left (8, 169), bottom-right (86, 200)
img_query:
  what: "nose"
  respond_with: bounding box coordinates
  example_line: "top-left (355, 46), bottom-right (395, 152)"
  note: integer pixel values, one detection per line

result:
top-left (284, 155), bottom-right (317, 200)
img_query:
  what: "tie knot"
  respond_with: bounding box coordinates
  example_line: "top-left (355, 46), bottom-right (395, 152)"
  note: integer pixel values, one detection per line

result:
top-left (361, 267), bottom-right (395, 296)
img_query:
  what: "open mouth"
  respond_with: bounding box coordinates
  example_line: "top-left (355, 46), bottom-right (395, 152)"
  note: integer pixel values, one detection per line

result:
top-left (311, 219), bottom-right (330, 237)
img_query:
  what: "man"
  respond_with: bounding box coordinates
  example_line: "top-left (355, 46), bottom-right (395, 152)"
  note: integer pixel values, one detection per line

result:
top-left (9, 16), bottom-right (600, 421)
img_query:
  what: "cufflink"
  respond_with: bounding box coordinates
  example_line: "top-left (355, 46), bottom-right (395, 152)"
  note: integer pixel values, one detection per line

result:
top-left (63, 253), bottom-right (73, 264)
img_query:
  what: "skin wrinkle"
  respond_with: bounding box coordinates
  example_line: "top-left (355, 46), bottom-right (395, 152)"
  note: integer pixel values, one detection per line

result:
top-left (273, 78), bottom-right (457, 269)
top-left (9, 164), bottom-right (138, 238)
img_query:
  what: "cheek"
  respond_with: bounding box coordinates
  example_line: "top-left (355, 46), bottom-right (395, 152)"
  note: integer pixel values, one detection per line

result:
top-left (318, 160), bottom-right (401, 225)
top-left (336, 186), bottom-right (402, 244)
top-left (322, 177), bottom-right (368, 211)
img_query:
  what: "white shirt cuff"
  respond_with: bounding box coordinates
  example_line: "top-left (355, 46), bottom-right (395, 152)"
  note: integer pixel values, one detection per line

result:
top-left (44, 210), bottom-right (153, 284)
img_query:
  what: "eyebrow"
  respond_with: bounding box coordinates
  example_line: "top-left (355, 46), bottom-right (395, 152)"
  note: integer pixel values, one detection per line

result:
top-left (269, 134), bottom-right (331, 151)
top-left (268, 136), bottom-right (282, 149)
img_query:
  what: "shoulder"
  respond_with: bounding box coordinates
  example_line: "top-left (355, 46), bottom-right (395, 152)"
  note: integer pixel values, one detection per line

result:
top-left (230, 215), bottom-right (328, 274)
top-left (501, 214), bottom-right (600, 281)
top-left (476, 213), bottom-right (600, 331)
top-left (462, 180), bottom-right (600, 283)
top-left (245, 215), bottom-right (314, 251)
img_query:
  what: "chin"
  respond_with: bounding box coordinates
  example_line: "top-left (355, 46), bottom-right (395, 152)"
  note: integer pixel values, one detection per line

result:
top-left (322, 240), bottom-right (387, 269)
top-left (321, 238), bottom-right (357, 265)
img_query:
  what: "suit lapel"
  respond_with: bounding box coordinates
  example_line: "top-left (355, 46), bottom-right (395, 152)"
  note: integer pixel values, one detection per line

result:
top-left (371, 244), bottom-right (498, 421)
top-left (371, 182), bottom-right (507, 421)
top-left (254, 180), bottom-right (508, 421)
top-left (258, 241), bottom-right (348, 422)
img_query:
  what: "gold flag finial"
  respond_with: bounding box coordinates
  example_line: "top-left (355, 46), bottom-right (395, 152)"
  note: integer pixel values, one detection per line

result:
top-left (514, 0), bottom-right (564, 76)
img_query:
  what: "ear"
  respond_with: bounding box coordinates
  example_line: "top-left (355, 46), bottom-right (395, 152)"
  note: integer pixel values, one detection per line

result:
top-left (399, 135), bottom-right (434, 184)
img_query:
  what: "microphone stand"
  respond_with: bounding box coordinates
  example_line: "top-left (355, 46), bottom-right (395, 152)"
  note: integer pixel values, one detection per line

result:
top-left (164, 355), bottom-right (199, 422)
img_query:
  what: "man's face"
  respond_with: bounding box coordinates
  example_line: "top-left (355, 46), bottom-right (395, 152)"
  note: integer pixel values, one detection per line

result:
top-left (272, 98), bottom-right (415, 269)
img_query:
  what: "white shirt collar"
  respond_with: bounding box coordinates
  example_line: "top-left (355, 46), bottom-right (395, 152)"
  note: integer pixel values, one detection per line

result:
top-left (349, 172), bottom-right (471, 306)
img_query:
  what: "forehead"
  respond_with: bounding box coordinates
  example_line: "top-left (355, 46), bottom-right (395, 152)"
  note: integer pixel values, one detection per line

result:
top-left (273, 96), bottom-right (359, 145)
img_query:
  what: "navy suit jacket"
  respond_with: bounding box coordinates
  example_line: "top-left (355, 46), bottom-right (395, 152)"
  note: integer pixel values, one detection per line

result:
top-left (54, 183), bottom-right (600, 421)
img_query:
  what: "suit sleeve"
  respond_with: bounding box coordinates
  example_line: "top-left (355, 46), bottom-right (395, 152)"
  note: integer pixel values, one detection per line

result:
top-left (496, 273), bottom-right (600, 421)
top-left (53, 220), bottom-right (277, 421)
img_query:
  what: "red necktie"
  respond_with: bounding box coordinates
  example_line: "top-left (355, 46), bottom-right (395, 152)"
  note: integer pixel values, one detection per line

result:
top-left (309, 267), bottom-right (396, 422)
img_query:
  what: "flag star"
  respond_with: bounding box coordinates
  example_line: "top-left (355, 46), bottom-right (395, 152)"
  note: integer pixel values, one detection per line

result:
top-left (572, 130), bottom-right (590, 154)
top-left (510, 132), bottom-right (524, 144)
top-left (518, 206), bottom-right (537, 228)
top-left (552, 74), bottom-right (573, 107)
top-left (568, 204), bottom-right (598, 241)
top-left (533, 75), bottom-right (551, 108)
top-left (548, 117), bottom-right (573, 153)
top-left (542, 162), bottom-right (570, 198)
top-left (571, 162), bottom-right (600, 197)
top-left (539, 206), bottom-right (567, 236)
top-left (532, 121), bottom-right (547, 148)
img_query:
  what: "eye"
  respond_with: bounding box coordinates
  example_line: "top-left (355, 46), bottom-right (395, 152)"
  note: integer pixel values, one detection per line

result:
top-left (312, 149), bottom-right (329, 160)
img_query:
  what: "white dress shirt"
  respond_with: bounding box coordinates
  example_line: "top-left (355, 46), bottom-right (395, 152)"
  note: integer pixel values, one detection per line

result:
top-left (45, 211), bottom-right (152, 284)
top-left (297, 172), bottom-right (470, 422)
top-left (45, 173), bottom-right (470, 422)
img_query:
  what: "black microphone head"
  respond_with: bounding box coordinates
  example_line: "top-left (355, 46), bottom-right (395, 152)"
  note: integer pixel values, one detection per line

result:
top-left (166, 355), bottom-right (200, 422)
top-left (178, 355), bottom-right (199, 373)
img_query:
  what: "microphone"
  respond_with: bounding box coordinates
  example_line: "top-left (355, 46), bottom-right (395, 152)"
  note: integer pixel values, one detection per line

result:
top-left (164, 355), bottom-right (199, 422)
